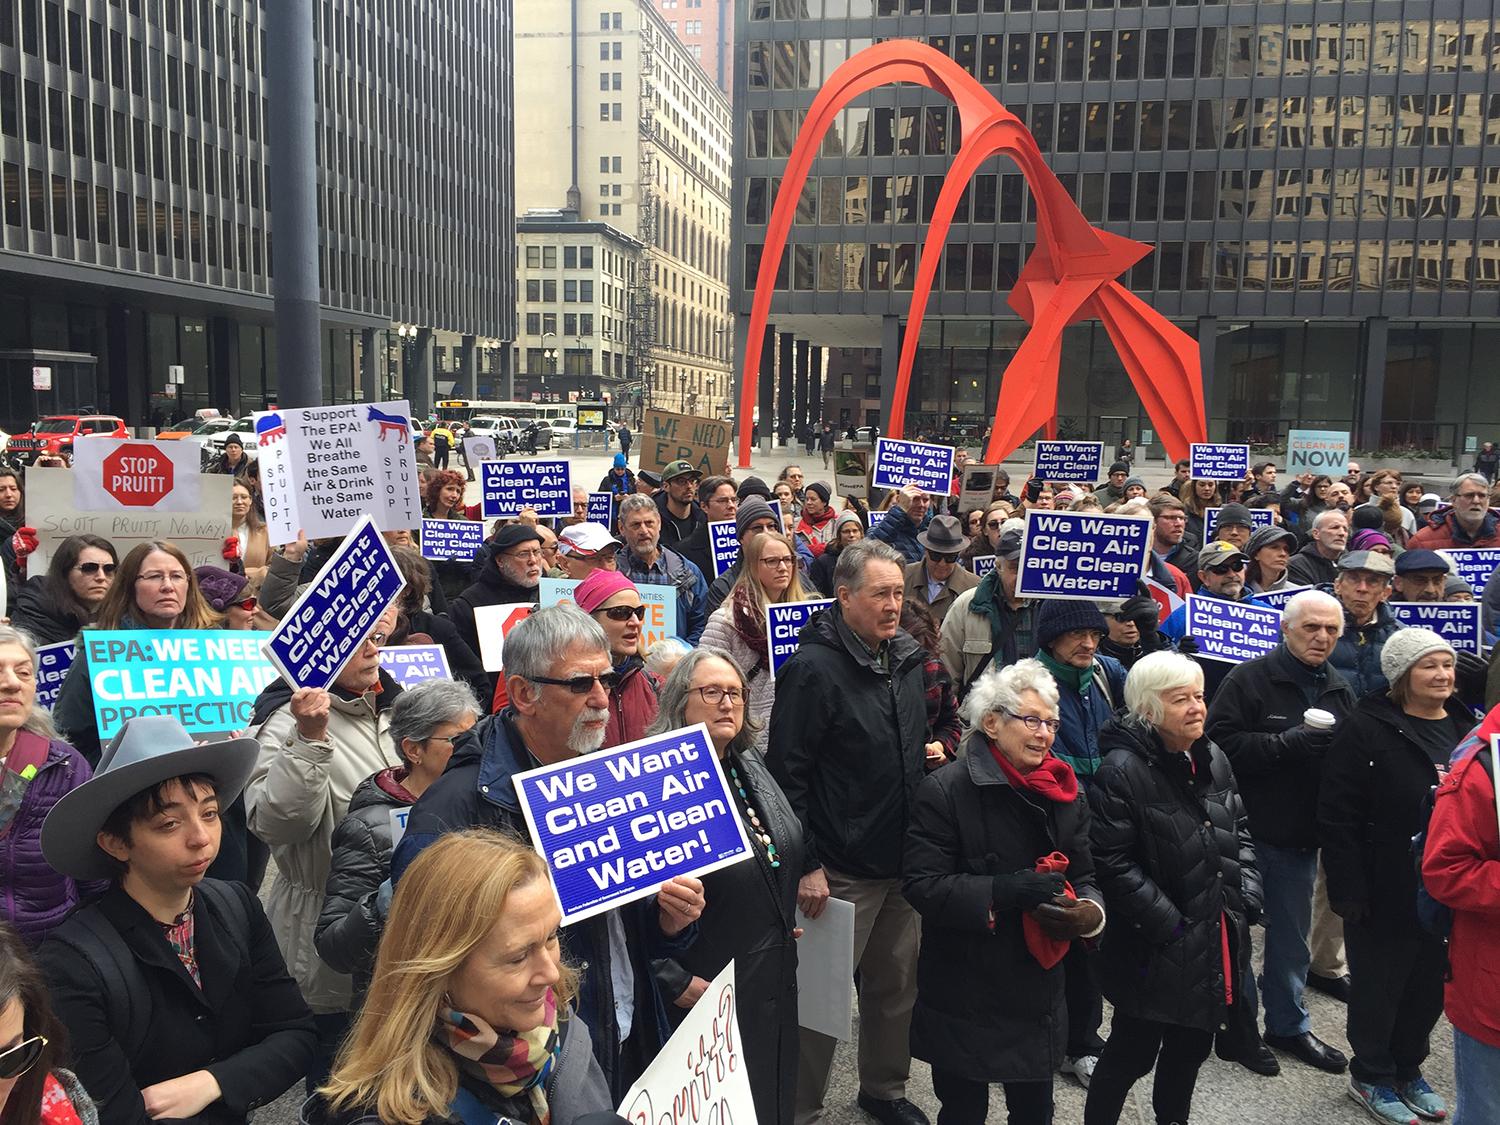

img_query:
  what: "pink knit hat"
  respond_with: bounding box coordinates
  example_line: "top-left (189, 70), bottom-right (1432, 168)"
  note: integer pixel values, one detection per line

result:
top-left (575, 569), bottom-right (637, 614)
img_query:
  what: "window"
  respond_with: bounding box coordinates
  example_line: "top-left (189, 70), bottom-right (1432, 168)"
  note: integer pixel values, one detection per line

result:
top-left (564, 245), bottom-right (577, 268)
top-left (543, 246), bottom-right (556, 268)
top-left (564, 279), bottom-right (578, 302)
top-left (526, 279), bottom-right (540, 301)
top-left (526, 245), bottom-right (540, 267)
top-left (525, 313), bottom-right (540, 334)
top-left (543, 279), bottom-right (557, 301)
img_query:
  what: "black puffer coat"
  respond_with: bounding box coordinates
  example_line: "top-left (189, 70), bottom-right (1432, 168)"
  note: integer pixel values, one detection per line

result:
top-left (1089, 717), bottom-right (1262, 1031)
top-left (9, 576), bottom-right (85, 645)
top-left (904, 734), bottom-right (1101, 1082)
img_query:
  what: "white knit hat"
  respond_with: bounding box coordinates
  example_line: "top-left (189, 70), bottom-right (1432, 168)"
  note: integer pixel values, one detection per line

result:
top-left (1379, 627), bottom-right (1454, 688)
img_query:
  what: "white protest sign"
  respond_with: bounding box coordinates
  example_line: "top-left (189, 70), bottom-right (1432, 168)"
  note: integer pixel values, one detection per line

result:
top-left (254, 400), bottom-right (422, 547)
top-left (389, 806), bottom-right (412, 847)
top-left (539, 577), bottom-right (678, 648)
top-left (463, 435), bottom-right (496, 464)
top-left (796, 899), bottom-right (854, 1041)
top-left (960, 464), bottom-right (998, 510)
top-left (71, 436), bottom-right (204, 512)
top-left (473, 603), bottom-right (535, 672)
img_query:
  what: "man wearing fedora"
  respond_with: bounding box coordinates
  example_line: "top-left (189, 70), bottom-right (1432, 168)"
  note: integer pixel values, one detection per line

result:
top-left (36, 716), bottom-right (316, 1125)
top-left (902, 514), bottom-right (979, 628)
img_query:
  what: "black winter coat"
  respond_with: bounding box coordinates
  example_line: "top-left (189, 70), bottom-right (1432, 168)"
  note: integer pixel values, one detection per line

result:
top-left (9, 576), bottom-right (85, 645)
top-left (904, 735), bottom-right (1102, 1082)
top-left (1285, 542), bottom-right (1338, 588)
top-left (1207, 644), bottom-right (1356, 849)
top-left (767, 604), bottom-right (928, 879)
top-left (1089, 718), bottom-right (1262, 1031)
top-left (1318, 692), bottom-right (1473, 935)
top-left (448, 565), bottom-right (538, 684)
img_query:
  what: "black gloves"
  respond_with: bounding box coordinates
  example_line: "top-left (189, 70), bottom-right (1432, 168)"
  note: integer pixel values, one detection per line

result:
top-left (1280, 723), bottom-right (1337, 759)
top-left (992, 870), bottom-right (1066, 911)
top-left (1455, 649), bottom-right (1488, 707)
top-left (1176, 634), bottom-right (1200, 656)
top-left (1331, 900), bottom-right (1370, 925)
top-left (1119, 594), bottom-right (1161, 631)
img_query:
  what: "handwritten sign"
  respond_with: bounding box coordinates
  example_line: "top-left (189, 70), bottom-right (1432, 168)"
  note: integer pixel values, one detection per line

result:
top-left (1185, 595), bottom-right (1282, 664)
top-left (1440, 549), bottom-right (1500, 599)
top-left (639, 409), bottom-right (731, 476)
top-left (378, 644), bottom-right (454, 687)
top-left (1287, 429), bottom-right (1350, 477)
top-left (766, 598), bottom-right (833, 677)
top-left (539, 577), bottom-right (678, 649)
top-left (1034, 441), bottom-right (1105, 484)
top-left (872, 437), bottom-right (955, 494)
top-left (481, 458), bottom-right (572, 519)
top-left (1017, 510), bottom-right (1152, 601)
top-left (1205, 507), bottom-right (1277, 538)
top-left (969, 555), bottom-right (997, 578)
top-left (35, 641), bottom-right (77, 712)
top-left (420, 518), bottom-right (486, 562)
top-left (709, 520), bottom-right (740, 577)
top-left (1390, 602), bottom-right (1484, 655)
top-left (1190, 443), bottom-right (1251, 482)
top-left (512, 724), bottom-right (751, 924)
top-left (587, 492), bottom-right (614, 526)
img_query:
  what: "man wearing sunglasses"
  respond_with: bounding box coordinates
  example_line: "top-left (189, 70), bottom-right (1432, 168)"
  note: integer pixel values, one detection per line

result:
top-left (902, 515), bottom-right (978, 628)
top-left (1159, 541), bottom-right (1274, 704)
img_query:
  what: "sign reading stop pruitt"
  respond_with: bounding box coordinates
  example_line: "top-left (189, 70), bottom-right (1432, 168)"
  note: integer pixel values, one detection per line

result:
top-left (72, 437), bottom-right (203, 513)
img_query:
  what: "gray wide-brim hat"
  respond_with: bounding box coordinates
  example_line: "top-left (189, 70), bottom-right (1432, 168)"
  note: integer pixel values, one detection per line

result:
top-left (42, 715), bottom-right (259, 881)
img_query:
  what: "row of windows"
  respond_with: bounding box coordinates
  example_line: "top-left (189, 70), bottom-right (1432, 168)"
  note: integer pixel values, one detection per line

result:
top-left (525, 244), bottom-right (609, 271)
top-left (1, 0), bottom-right (255, 72)
top-left (525, 312), bottom-right (598, 337)
top-left (524, 278), bottom-right (598, 303)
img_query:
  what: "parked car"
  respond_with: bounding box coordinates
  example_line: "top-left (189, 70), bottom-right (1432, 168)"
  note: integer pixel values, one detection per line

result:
top-left (156, 409), bottom-right (223, 440)
top-left (200, 415), bottom-right (258, 455)
top-left (5, 415), bottom-right (129, 463)
top-left (467, 415), bottom-right (520, 453)
top-left (548, 418), bottom-right (578, 447)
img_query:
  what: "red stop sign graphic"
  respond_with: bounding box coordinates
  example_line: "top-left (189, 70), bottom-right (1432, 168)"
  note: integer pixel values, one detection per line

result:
top-left (102, 443), bottom-right (175, 507)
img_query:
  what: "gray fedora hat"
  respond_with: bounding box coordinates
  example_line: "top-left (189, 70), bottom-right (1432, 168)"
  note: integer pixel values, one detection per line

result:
top-left (916, 514), bottom-right (969, 554)
top-left (42, 716), bottom-right (259, 881)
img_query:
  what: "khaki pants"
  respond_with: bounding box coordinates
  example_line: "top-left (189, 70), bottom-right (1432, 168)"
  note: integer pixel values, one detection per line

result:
top-left (1310, 856), bottom-right (1346, 978)
top-left (795, 868), bottom-right (921, 1125)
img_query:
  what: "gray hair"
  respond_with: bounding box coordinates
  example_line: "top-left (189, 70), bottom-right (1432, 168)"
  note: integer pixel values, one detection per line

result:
top-left (1451, 472), bottom-right (1490, 497)
top-left (0, 626), bottom-right (58, 740)
top-left (646, 646), bottom-right (760, 754)
top-left (643, 637), bottom-right (691, 677)
top-left (832, 538), bottom-right (905, 593)
top-left (501, 604), bottom-right (609, 683)
top-left (1311, 508), bottom-right (1347, 531)
top-left (1282, 589), bottom-right (1345, 633)
top-left (1123, 651), bottom-right (1204, 726)
top-left (388, 678), bottom-right (482, 762)
top-left (617, 494), bottom-right (659, 524)
top-left (961, 657), bottom-right (1060, 728)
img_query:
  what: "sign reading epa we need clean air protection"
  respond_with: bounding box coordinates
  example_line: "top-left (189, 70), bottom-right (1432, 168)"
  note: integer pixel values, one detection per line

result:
top-left (1017, 510), bottom-right (1152, 601)
top-left (512, 723), bottom-right (752, 924)
top-left (872, 437), bottom-right (955, 494)
top-left (482, 458), bottom-right (572, 519)
top-left (767, 599), bottom-right (833, 677)
top-left (1034, 441), bottom-right (1104, 484)
top-left (1190, 443), bottom-right (1251, 482)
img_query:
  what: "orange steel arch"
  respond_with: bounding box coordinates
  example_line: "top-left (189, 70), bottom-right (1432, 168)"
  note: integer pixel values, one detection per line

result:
top-left (735, 40), bottom-right (1206, 468)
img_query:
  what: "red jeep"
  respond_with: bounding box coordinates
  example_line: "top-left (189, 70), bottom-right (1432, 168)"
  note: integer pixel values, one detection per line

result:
top-left (5, 415), bottom-right (130, 463)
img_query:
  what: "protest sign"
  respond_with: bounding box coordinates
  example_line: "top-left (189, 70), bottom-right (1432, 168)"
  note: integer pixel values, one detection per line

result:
top-left (462, 435), bottom-right (496, 464)
top-left (539, 577), bottom-right (677, 650)
top-left (1034, 441), bottom-right (1104, 484)
top-left (389, 807), bottom-right (412, 848)
top-left (34, 641), bottom-right (76, 712)
top-left (1255, 585), bottom-right (1312, 611)
top-left (767, 598), bottom-right (834, 677)
top-left (709, 520), bottom-right (740, 577)
top-left (27, 464), bottom-right (233, 575)
top-left (1144, 575), bottom-right (1185, 625)
top-left (868, 509), bottom-right (888, 529)
top-left (263, 516), bottom-right (406, 691)
top-left (512, 723), bottom-right (751, 924)
top-left (796, 899), bottom-right (855, 1041)
top-left (1287, 429), bottom-right (1350, 477)
top-left (960, 464), bottom-right (997, 510)
top-left (473, 603), bottom-right (534, 672)
top-left (969, 555), bottom-right (997, 579)
top-left (1205, 507), bottom-right (1278, 538)
top-left (587, 492), bottom-right (614, 526)
top-left (254, 400), bottom-right (422, 547)
top-left (85, 630), bottom-right (278, 741)
top-left (378, 645), bottom-right (454, 687)
top-left (872, 437), bottom-right (955, 494)
top-left (1017, 510), bottom-right (1152, 601)
top-left (768, 498), bottom-right (788, 533)
top-left (481, 458), bottom-right (572, 519)
top-left (72, 436), bottom-right (204, 512)
top-left (1185, 596), bottom-right (1282, 664)
top-left (1441, 548), bottom-right (1500, 599)
top-left (1390, 602), bottom-right (1484, 655)
top-left (419, 518), bottom-right (486, 563)
top-left (834, 450), bottom-right (870, 501)
top-left (1190, 443), bottom-right (1251, 482)
top-left (619, 961), bottom-right (756, 1125)
top-left (639, 409), bottom-right (731, 476)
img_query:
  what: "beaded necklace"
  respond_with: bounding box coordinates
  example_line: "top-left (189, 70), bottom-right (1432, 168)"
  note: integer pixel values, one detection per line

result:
top-left (727, 759), bottom-right (780, 869)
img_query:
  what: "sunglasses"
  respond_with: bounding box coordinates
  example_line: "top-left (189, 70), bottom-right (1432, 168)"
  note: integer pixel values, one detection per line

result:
top-left (928, 551), bottom-right (961, 564)
top-left (0, 1036), bottom-right (45, 1081)
top-left (599, 605), bottom-right (646, 621)
top-left (529, 671), bottom-right (622, 694)
top-left (1206, 561), bottom-right (1247, 574)
top-left (75, 562), bottom-right (116, 576)
top-left (236, 597), bottom-right (258, 612)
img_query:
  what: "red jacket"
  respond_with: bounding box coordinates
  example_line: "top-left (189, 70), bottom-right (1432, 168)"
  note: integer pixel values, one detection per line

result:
top-left (1406, 507), bottom-right (1500, 549)
top-left (1421, 719), bottom-right (1500, 1048)
top-left (605, 659), bottom-right (660, 748)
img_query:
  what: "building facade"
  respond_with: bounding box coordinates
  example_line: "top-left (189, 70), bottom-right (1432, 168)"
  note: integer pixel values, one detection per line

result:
top-left (732, 2), bottom-right (1500, 459)
top-left (0, 0), bottom-right (514, 433)
top-left (516, 0), bottom-right (734, 417)
top-left (653, 0), bottom-right (732, 97)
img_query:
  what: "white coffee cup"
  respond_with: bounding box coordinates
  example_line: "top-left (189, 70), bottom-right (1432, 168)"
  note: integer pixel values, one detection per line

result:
top-left (1303, 708), bottom-right (1336, 730)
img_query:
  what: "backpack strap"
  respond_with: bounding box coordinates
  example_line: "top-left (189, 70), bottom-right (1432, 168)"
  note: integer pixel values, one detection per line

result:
top-left (48, 908), bottom-right (151, 1055)
top-left (195, 879), bottom-right (253, 965)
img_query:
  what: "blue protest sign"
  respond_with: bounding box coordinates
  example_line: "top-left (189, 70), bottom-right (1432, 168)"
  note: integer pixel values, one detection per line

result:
top-left (263, 515), bottom-right (407, 690)
top-left (420, 518), bottom-right (486, 562)
top-left (1190, 443), bottom-right (1251, 482)
top-left (766, 598), bottom-right (834, 677)
top-left (587, 492), bottom-right (614, 525)
top-left (481, 458), bottom-right (572, 519)
top-left (1441, 548), bottom-right (1500, 599)
top-left (1254, 585), bottom-right (1313, 612)
top-left (1287, 429), bottom-right (1350, 477)
top-left (1185, 595), bottom-right (1282, 664)
top-left (512, 723), bottom-right (752, 924)
top-left (378, 644), bottom-right (454, 687)
top-left (872, 437), bottom-right (955, 494)
top-left (35, 641), bottom-right (76, 713)
top-left (1205, 507), bottom-right (1277, 539)
top-left (1034, 441), bottom-right (1104, 484)
top-left (868, 509), bottom-right (888, 529)
top-left (1390, 602), bottom-right (1483, 655)
top-left (969, 555), bottom-right (997, 579)
top-left (85, 630), bottom-right (279, 741)
top-left (1016, 510), bottom-right (1152, 601)
top-left (708, 520), bottom-right (739, 577)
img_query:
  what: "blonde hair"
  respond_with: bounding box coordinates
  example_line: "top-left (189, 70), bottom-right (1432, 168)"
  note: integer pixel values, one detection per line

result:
top-left (731, 531), bottom-right (807, 619)
top-left (321, 831), bottom-right (576, 1125)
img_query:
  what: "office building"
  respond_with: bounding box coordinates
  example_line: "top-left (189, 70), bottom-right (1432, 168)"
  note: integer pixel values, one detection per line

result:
top-left (652, 0), bottom-right (731, 97)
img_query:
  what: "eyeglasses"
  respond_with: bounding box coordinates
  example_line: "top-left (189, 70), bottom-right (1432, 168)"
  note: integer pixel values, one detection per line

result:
top-left (1206, 561), bottom-right (1247, 575)
top-left (1002, 709), bottom-right (1062, 734)
top-left (695, 685), bottom-right (743, 706)
top-left (599, 604), bottom-right (646, 621)
top-left (0, 1036), bottom-right (46, 1081)
top-left (1455, 491), bottom-right (1488, 502)
top-left (529, 671), bottom-right (621, 694)
top-left (759, 556), bottom-right (795, 568)
top-left (236, 597), bottom-right (258, 612)
top-left (360, 632), bottom-right (389, 649)
top-left (928, 551), bottom-right (961, 564)
top-left (137, 571), bottom-right (188, 585)
top-left (75, 562), bottom-right (116, 576)
top-left (504, 548), bottom-right (544, 563)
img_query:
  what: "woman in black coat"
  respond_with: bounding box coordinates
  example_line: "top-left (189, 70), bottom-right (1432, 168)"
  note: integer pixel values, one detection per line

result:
top-left (10, 534), bottom-right (118, 646)
top-left (1085, 652), bottom-right (1262, 1125)
top-left (905, 659), bottom-right (1103, 1125)
top-left (1318, 628), bottom-right (1468, 1122)
top-left (646, 648), bottom-right (803, 1125)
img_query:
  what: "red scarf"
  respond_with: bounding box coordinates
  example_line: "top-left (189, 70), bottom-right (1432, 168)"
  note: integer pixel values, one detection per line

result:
top-left (987, 741), bottom-right (1080, 803)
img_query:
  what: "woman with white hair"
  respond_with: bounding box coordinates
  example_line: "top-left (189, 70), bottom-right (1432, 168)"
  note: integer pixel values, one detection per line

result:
top-left (904, 659), bottom-right (1104, 1125)
top-left (1083, 652), bottom-right (1262, 1125)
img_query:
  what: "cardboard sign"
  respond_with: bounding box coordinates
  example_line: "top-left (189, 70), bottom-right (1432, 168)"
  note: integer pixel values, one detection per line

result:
top-left (708, 520), bottom-right (740, 577)
top-left (378, 644), bottom-right (454, 687)
top-left (1017, 510), bottom-right (1152, 601)
top-left (1034, 440), bottom-right (1104, 484)
top-left (960, 464), bottom-right (998, 510)
top-left (619, 961), bottom-right (756, 1125)
top-left (35, 641), bottom-right (76, 712)
top-left (639, 409), bottom-right (731, 476)
top-left (420, 518), bottom-right (486, 562)
top-left (1205, 507), bottom-right (1278, 539)
top-left (1189, 443), bottom-right (1251, 482)
top-left (481, 458), bottom-right (572, 519)
top-left (587, 492), bottom-right (614, 526)
top-left (84, 630), bottom-right (278, 741)
top-left (1185, 595), bottom-right (1282, 664)
top-left (263, 516), bottom-right (407, 690)
top-left (834, 450), bottom-right (870, 501)
top-left (254, 400), bottom-right (422, 547)
top-left (512, 724), bottom-right (752, 924)
top-left (72, 436), bottom-right (204, 512)
top-left (1287, 429), bottom-right (1350, 477)
top-left (872, 437), bottom-right (955, 494)
top-left (462, 435), bottom-right (496, 464)
top-left (766, 598), bottom-right (834, 677)
top-left (26, 465), bottom-right (233, 576)
top-left (1441, 548), bottom-right (1500, 599)
top-left (473, 603), bottom-right (535, 672)
top-left (1254, 585), bottom-right (1312, 611)
top-left (969, 555), bottom-right (997, 578)
top-left (1390, 602), bottom-right (1484, 655)
top-left (538, 577), bottom-right (677, 649)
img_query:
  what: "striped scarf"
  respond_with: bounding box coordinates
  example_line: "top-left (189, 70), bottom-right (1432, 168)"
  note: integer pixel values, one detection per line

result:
top-left (437, 989), bottom-right (561, 1125)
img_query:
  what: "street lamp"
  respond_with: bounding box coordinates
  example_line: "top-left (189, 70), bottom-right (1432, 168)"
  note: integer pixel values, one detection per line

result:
top-left (541, 330), bottom-right (557, 393)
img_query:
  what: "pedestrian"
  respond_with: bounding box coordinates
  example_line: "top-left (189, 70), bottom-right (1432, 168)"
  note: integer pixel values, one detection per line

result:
top-left (617, 421), bottom-right (632, 458)
top-left (1099, 463), bottom-right (1130, 506)
top-left (9, 534), bottom-right (116, 645)
top-left (420, 470), bottom-right (477, 604)
top-left (1148, 494), bottom-right (1199, 577)
top-left (819, 421), bottom-right (835, 468)
top-left (209, 435), bottom-right (252, 479)
top-left (194, 566), bottom-right (256, 629)
top-left (573, 569), bottom-right (659, 748)
top-left (429, 423), bottom-right (454, 470)
top-left (901, 515), bottom-right (978, 628)
top-left (1325, 550), bottom-right (1402, 697)
top-left (1473, 440), bottom-right (1499, 483)
top-left (1160, 541), bottom-right (1271, 701)
top-left (905, 659), bottom-right (1104, 1125)
top-left (614, 495), bottom-right (708, 644)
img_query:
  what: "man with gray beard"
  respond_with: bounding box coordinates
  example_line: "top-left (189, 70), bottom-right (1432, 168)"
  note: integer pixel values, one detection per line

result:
top-left (392, 605), bottom-right (705, 1099)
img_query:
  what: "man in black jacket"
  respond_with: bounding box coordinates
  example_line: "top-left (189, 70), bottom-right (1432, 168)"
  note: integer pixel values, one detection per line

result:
top-left (676, 473), bottom-right (738, 582)
top-left (448, 523), bottom-right (543, 677)
top-left (1206, 588), bottom-right (1354, 1077)
top-left (1286, 509), bottom-right (1348, 587)
top-left (769, 539), bottom-right (931, 1125)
